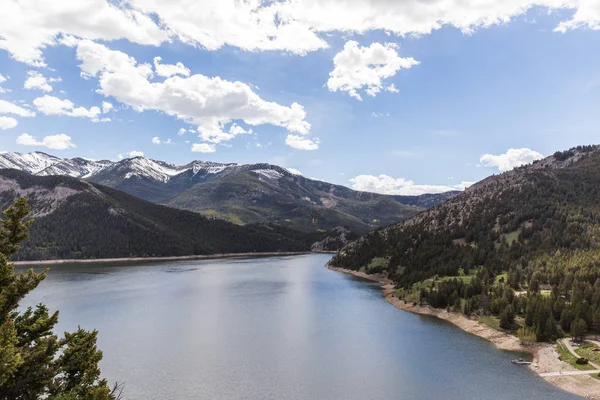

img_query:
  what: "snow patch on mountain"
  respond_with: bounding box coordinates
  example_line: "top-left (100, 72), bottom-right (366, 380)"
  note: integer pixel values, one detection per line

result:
top-left (189, 161), bottom-right (236, 176)
top-left (0, 152), bottom-right (61, 174)
top-left (37, 158), bottom-right (113, 178)
top-left (123, 157), bottom-right (182, 183)
top-left (254, 169), bottom-right (283, 180)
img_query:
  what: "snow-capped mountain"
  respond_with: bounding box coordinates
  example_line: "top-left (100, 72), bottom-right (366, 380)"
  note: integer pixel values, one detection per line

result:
top-left (0, 152), bottom-right (62, 174)
top-left (0, 151), bottom-right (459, 233)
top-left (0, 151), bottom-right (242, 183)
top-left (37, 157), bottom-right (114, 178)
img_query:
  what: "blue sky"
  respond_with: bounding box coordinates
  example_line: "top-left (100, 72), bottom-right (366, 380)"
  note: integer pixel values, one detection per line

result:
top-left (1, 2), bottom-right (599, 195)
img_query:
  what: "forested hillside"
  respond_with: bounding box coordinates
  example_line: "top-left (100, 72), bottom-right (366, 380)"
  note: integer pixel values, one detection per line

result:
top-left (330, 145), bottom-right (600, 341)
top-left (0, 170), bottom-right (324, 260)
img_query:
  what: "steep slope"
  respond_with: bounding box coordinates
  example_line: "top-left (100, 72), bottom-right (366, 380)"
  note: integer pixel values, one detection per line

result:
top-left (330, 145), bottom-right (600, 287)
top-left (0, 170), bottom-right (323, 261)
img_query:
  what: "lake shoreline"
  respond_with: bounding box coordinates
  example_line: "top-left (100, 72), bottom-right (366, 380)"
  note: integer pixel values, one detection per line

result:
top-left (13, 251), bottom-right (314, 266)
top-left (328, 265), bottom-right (600, 399)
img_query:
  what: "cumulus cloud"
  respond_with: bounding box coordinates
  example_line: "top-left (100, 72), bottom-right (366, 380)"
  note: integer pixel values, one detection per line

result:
top-left (191, 143), bottom-right (216, 153)
top-left (350, 174), bottom-right (474, 196)
top-left (555, 1), bottom-right (600, 32)
top-left (74, 40), bottom-right (317, 150)
top-left (285, 134), bottom-right (319, 150)
top-left (115, 0), bottom-right (600, 56)
top-left (0, 99), bottom-right (36, 117)
top-left (16, 133), bottom-right (76, 150)
top-left (327, 41), bottom-right (419, 100)
top-left (102, 101), bottom-right (114, 113)
top-left (480, 148), bottom-right (544, 172)
top-left (0, 0), bottom-right (166, 66)
top-left (2, 1), bottom-right (597, 67)
top-left (23, 70), bottom-right (60, 92)
top-left (0, 116), bottom-right (18, 130)
top-left (152, 136), bottom-right (172, 145)
top-left (33, 95), bottom-right (102, 120)
top-left (153, 56), bottom-right (190, 78)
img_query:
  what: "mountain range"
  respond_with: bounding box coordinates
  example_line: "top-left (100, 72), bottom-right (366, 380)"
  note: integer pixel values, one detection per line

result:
top-left (0, 152), bottom-right (459, 233)
top-left (0, 169), bottom-right (328, 261)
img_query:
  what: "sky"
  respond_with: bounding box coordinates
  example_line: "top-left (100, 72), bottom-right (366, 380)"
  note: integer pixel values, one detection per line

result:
top-left (1, 0), bottom-right (600, 195)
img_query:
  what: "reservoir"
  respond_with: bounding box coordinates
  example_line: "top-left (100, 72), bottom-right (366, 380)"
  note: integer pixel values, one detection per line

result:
top-left (21, 254), bottom-right (580, 399)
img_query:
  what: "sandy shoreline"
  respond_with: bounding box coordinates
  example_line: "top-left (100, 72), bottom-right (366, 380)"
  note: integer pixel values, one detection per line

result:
top-left (13, 251), bottom-right (313, 266)
top-left (329, 265), bottom-right (600, 399)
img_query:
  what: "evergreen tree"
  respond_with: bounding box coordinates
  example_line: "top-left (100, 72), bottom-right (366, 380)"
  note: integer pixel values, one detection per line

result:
top-left (0, 198), bottom-right (120, 400)
top-left (570, 318), bottom-right (588, 342)
top-left (499, 305), bottom-right (514, 329)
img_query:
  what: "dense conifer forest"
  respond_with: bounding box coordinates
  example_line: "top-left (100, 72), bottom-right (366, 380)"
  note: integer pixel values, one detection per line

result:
top-left (0, 170), bottom-right (325, 260)
top-left (330, 145), bottom-right (600, 341)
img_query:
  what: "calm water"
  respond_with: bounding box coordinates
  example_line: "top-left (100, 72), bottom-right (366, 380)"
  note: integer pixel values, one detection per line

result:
top-left (21, 254), bottom-right (580, 400)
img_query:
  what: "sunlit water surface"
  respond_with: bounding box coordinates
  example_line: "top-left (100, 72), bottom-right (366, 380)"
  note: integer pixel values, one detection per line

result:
top-left (21, 254), bottom-right (581, 400)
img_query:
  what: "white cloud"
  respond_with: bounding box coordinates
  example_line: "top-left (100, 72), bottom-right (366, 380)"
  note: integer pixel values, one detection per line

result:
top-left (0, 116), bottom-right (18, 130)
top-left (372, 112), bottom-right (389, 118)
top-left (153, 56), bottom-right (190, 78)
top-left (480, 148), bottom-right (544, 172)
top-left (0, 0), bottom-right (167, 66)
top-left (23, 70), bottom-right (60, 92)
top-left (285, 135), bottom-right (319, 150)
top-left (229, 123), bottom-right (252, 136)
top-left (33, 95), bottom-right (101, 119)
top-left (0, 74), bottom-right (8, 93)
top-left (102, 101), bottom-right (114, 113)
top-left (177, 128), bottom-right (187, 135)
top-left (16, 133), bottom-right (76, 150)
top-left (191, 143), bottom-right (216, 153)
top-left (350, 174), bottom-right (474, 195)
top-left (152, 136), bottom-right (172, 145)
top-left (75, 40), bottom-right (316, 151)
top-left (385, 84), bottom-right (399, 93)
top-left (117, 150), bottom-right (144, 160)
top-left (327, 41), bottom-right (419, 100)
top-left (128, 150), bottom-right (144, 157)
top-left (0, 100), bottom-right (36, 117)
top-left (1, 0), bottom-right (599, 67)
top-left (555, 1), bottom-right (600, 32)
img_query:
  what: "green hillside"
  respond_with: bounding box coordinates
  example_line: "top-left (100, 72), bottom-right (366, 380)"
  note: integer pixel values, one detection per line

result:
top-left (0, 170), bottom-right (324, 261)
top-left (331, 145), bottom-right (600, 341)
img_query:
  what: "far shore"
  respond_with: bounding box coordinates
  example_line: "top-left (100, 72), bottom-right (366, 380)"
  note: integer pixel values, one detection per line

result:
top-left (328, 265), bottom-right (600, 399)
top-left (13, 251), bottom-right (323, 266)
